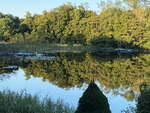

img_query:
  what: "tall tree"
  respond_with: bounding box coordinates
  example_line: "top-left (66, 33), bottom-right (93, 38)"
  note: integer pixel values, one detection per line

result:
top-left (75, 82), bottom-right (111, 113)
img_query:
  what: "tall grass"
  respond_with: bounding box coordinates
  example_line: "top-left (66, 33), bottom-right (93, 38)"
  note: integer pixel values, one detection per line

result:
top-left (0, 90), bottom-right (75, 113)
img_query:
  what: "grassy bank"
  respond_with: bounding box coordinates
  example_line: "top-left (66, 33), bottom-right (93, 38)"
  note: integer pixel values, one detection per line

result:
top-left (0, 42), bottom-right (99, 54)
top-left (0, 90), bottom-right (74, 113)
top-left (0, 41), bottom-right (148, 55)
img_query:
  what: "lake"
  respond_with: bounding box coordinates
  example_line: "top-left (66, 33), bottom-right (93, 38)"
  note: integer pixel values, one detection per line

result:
top-left (0, 52), bottom-right (150, 113)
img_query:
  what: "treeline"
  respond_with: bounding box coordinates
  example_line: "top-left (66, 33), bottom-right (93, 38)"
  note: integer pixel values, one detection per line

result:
top-left (0, 0), bottom-right (150, 48)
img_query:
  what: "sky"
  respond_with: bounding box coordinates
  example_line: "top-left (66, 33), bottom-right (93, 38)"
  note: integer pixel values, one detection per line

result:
top-left (0, 0), bottom-right (101, 18)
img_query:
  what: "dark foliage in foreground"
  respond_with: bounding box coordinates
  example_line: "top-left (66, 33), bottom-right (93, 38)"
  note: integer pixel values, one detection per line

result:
top-left (75, 82), bottom-right (111, 113)
top-left (0, 90), bottom-right (74, 113)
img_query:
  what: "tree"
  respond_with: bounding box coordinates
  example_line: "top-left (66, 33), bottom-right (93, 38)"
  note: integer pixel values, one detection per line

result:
top-left (123, 0), bottom-right (150, 8)
top-left (137, 83), bottom-right (150, 113)
top-left (19, 24), bottom-right (30, 34)
top-left (0, 15), bottom-right (20, 41)
top-left (75, 82), bottom-right (111, 113)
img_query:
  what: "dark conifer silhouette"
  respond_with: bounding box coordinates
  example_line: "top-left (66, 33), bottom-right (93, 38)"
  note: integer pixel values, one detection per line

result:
top-left (75, 82), bottom-right (111, 113)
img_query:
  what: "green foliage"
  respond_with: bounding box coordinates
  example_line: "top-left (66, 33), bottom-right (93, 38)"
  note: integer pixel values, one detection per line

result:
top-left (124, 0), bottom-right (140, 8)
top-left (0, 90), bottom-right (74, 113)
top-left (17, 52), bottom-right (150, 101)
top-left (136, 83), bottom-right (150, 113)
top-left (123, 0), bottom-right (150, 8)
top-left (0, 3), bottom-right (150, 48)
top-left (122, 83), bottom-right (150, 113)
top-left (0, 14), bottom-right (20, 41)
top-left (75, 82), bottom-right (111, 113)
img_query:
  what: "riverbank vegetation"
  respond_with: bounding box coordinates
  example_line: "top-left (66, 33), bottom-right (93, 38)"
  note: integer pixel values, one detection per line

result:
top-left (0, 90), bottom-right (74, 113)
top-left (122, 83), bottom-right (150, 113)
top-left (0, 0), bottom-right (150, 49)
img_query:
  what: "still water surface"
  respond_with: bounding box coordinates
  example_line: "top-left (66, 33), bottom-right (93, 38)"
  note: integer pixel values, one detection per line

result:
top-left (0, 52), bottom-right (149, 113)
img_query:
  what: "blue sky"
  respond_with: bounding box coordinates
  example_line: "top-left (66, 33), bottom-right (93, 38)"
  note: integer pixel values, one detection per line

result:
top-left (0, 0), bottom-right (101, 18)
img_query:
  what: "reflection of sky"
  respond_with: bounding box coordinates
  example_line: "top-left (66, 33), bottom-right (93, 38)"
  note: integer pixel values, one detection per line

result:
top-left (0, 69), bottom-right (135, 113)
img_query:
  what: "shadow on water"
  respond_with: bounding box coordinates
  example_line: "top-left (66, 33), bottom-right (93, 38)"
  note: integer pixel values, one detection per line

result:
top-left (91, 35), bottom-right (147, 50)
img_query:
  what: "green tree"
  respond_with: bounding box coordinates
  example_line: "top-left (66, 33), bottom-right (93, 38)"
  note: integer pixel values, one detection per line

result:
top-left (123, 0), bottom-right (150, 8)
top-left (136, 83), bottom-right (150, 113)
top-left (0, 15), bottom-right (20, 41)
top-left (75, 82), bottom-right (111, 113)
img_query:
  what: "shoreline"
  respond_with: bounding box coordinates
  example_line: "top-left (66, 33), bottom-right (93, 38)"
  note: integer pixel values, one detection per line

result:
top-left (0, 42), bottom-right (149, 55)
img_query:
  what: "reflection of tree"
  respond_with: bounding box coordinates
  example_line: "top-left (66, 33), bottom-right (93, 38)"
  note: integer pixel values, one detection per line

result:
top-left (0, 68), bottom-right (16, 75)
top-left (22, 53), bottom-right (150, 101)
top-left (22, 53), bottom-right (87, 88)
top-left (137, 83), bottom-right (150, 113)
top-left (75, 82), bottom-right (111, 113)
top-left (119, 90), bottom-right (136, 101)
top-left (0, 56), bottom-right (19, 77)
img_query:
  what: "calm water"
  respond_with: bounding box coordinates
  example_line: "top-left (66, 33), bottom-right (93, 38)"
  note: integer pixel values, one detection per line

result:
top-left (0, 52), bottom-right (150, 113)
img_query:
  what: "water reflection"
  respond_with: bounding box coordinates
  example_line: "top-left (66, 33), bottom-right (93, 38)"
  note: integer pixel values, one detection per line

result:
top-left (0, 52), bottom-right (150, 113)
top-left (21, 53), bottom-right (150, 100)
top-left (0, 53), bottom-right (150, 98)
